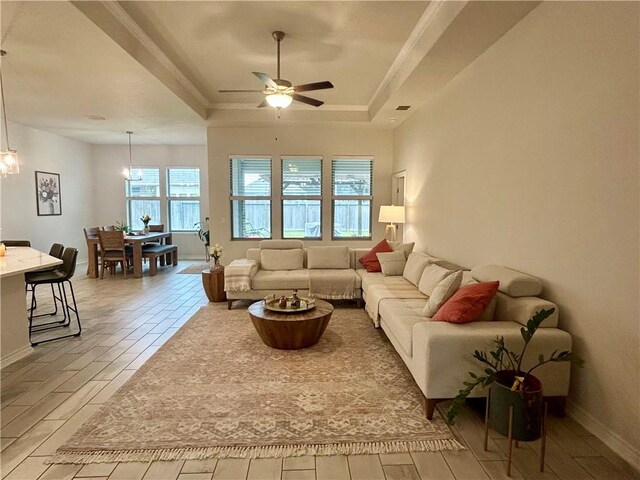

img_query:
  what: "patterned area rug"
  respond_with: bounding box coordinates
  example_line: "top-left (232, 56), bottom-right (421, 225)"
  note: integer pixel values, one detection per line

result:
top-left (52, 304), bottom-right (463, 464)
top-left (178, 262), bottom-right (210, 274)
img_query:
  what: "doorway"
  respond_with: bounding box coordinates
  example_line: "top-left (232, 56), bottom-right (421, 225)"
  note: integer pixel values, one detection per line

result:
top-left (392, 171), bottom-right (406, 242)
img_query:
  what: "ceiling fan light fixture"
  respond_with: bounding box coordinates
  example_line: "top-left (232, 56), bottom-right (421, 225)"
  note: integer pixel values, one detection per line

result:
top-left (266, 93), bottom-right (293, 109)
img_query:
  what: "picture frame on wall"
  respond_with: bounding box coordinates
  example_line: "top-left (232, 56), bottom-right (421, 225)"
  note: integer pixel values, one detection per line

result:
top-left (35, 171), bottom-right (62, 216)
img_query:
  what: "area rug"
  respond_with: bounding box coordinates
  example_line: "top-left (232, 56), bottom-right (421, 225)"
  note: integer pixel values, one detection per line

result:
top-left (51, 304), bottom-right (463, 464)
top-left (178, 262), bottom-right (210, 274)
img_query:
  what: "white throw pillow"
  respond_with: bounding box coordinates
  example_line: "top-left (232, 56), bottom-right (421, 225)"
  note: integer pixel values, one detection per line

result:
top-left (307, 246), bottom-right (350, 269)
top-left (423, 271), bottom-right (463, 317)
top-left (389, 242), bottom-right (415, 259)
top-left (418, 263), bottom-right (455, 296)
top-left (260, 249), bottom-right (304, 271)
top-left (376, 251), bottom-right (406, 276)
top-left (402, 253), bottom-right (432, 286)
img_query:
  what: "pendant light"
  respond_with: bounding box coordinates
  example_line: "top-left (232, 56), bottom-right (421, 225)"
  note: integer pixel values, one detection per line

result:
top-left (0, 50), bottom-right (19, 177)
top-left (122, 131), bottom-right (142, 181)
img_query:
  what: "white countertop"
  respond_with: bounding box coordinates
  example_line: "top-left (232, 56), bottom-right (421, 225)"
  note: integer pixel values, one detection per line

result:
top-left (0, 247), bottom-right (63, 278)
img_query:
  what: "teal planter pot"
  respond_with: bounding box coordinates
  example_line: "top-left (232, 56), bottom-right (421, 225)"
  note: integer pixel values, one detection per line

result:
top-left (489, 370), bottom-right (544, 442)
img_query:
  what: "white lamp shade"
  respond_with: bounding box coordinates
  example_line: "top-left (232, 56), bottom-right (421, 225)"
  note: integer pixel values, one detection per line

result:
top-left (266, 93), bottom-right (293, 108)
top-left (378, 205), bottom-right (405, 224)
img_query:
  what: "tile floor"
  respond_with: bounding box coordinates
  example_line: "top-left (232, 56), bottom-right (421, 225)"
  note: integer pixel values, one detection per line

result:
top-left (1, 262), bottom-right (637, 480)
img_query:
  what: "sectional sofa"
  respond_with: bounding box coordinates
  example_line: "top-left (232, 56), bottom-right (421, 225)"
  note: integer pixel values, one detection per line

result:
top-left (225, 240), bottom-right (572, 418)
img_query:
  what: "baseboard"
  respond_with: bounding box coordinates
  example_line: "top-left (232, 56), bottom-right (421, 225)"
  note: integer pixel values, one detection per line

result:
top-left (1, 345), bottom-right (34, 369)
top-left (567, 400), bottom-right (640, 473)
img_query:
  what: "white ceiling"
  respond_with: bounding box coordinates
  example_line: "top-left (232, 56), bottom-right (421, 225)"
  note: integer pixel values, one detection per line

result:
top-left (0, 1), bottom-right (540, 145)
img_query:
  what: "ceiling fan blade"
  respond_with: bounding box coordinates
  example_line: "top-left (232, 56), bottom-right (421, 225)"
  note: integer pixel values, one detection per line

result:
top-left (292, 93), bottom-right (323, 107)
top-left (218, 89), bottom-right (263, 93)
top-left (257, 100), bottom-right (268, 108)
top-left (253, 72), bottom-right (277, 89)
top-left (293, 81), bottom-right (334, 93)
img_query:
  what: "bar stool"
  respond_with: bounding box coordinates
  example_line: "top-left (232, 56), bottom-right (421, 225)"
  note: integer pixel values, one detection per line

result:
top-left (27, 243), bottom-right (64, 312)
top-left (25, 247), bottom-right (82, 346)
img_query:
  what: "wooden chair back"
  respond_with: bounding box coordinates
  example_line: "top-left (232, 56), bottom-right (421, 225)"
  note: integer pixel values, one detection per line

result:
top-left (102, 225), bottom-right (117, 231)
top-left (98, 230), bottom-right (125, 252)
top-left (149, 224), bottom-right (164, 232)
top-left (83, 227), bottom-right (100, 240)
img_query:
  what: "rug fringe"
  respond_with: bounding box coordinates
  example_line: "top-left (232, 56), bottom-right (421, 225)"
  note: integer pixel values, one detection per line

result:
top-left (48, 439), bottom-right (465, 464)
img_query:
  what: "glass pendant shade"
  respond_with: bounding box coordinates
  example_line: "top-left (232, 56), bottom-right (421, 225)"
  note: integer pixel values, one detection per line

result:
top-left (1, 149), bottom-right (19, 175)
top-left (266, 93), bottom-right (293, 108)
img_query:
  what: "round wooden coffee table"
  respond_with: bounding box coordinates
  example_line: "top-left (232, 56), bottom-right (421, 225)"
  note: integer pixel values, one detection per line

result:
top-left (248, 299), bottom-right (334, 350)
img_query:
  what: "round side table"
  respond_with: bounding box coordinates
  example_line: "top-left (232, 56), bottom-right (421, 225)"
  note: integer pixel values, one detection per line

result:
top-left (202, 266), bottom-right (226, 302)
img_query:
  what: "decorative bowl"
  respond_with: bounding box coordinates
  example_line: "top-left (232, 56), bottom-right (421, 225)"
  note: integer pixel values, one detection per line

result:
top-left (263, 294), bottom-right (316, 313)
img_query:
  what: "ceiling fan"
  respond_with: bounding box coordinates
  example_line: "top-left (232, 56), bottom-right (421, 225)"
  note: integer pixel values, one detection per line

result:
top-left (219, 31), bottom-right (334, 109)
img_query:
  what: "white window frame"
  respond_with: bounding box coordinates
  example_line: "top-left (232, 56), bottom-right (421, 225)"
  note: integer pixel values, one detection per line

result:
top-left (229, 155), bottom-right (273, 240)
top-left (331, 156), bottom-right (373, 240)
top-left (281, 156), bottom-right (323, 240)
top-left (125, 167), bottom-right (161, 231)
top-left (166, 167), bottom-right (202, 232)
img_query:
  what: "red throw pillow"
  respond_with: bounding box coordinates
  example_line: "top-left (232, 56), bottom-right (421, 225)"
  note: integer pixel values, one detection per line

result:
top-left (432, 281), bottom-right (499, 324)
top-left (359, 239), bottom-right (393, 272)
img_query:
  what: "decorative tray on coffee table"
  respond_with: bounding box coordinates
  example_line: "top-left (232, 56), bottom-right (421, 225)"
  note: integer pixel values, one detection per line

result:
top-left (264, 294), bottom-right (316, 313)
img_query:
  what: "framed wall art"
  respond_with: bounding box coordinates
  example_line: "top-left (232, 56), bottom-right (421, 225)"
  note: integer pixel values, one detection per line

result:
top-left (35, 171), bottom-right (62, 216)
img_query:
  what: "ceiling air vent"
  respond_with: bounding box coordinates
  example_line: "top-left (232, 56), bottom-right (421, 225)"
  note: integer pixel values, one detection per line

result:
top-left (395, 105), bottom-right (411, 111)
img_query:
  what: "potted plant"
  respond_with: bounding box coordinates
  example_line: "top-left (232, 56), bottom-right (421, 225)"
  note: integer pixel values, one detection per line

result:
top-left (446, 308), bottom-right (581, 441)
top-left (115, 221), bottom-right (132, 234)
top-left (209, 243), bottom-right (223, 271)
top-left (140, 214), bottom-right (151, 233)
top-left (194, 217), bottom-right (210, 260)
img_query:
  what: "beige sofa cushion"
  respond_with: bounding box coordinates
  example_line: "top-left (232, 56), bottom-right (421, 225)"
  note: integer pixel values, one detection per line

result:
top-left (307, 246), bottom-right (350, 269)
top-left (403, 252), bottom-right (434, 286)
top-left (260, 249), bottom-right (304, 271)
top-left (379, 298), bottom-right (428, 357)
top-left (259, 240), bottom-right (303, 250)
top-left (423, 271), bottom-right (463, 317)
top-left (252, 269), bottom-right (309, 290)
top-left (471, 264), bottom-right (542, 297)
top-left (377, 251), bottom-right (406, 276)
top-left (418, 263), bottom-right (456, 296)
top-left (358, 270), bottom-right (415, 291)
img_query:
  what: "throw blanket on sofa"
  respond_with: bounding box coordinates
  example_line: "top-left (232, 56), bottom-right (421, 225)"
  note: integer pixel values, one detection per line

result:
top-left (224, 259), bottom-right (257, 292)
top-left (308, 269), bottom-right (356, 300)
top-left (365, 285), bottom-right (427, 327)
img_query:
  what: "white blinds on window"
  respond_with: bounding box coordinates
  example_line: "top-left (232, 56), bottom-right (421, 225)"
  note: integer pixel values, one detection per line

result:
top-left (282, 157), bottom-right (322, 197)
top-left (332, 157), bottom-right (373, 197)
top-left (230, 157), bottom-right (271, 197)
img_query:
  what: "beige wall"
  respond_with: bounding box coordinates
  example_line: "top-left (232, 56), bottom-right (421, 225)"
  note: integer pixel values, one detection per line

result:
top-left (90, 145), bottom-right (209, 258)
top-left (0, 122), bottom-right (93, 261)
top-left (393, 1), bottom-right (639, 467)
top-left (207, 125), bottom-right (393, 261)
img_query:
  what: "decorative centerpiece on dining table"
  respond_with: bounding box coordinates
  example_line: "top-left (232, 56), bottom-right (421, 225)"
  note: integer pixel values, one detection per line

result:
top-left (208, 243), bottom-right (223, 272)
top-left (140, 214), bottom-right (151, 234)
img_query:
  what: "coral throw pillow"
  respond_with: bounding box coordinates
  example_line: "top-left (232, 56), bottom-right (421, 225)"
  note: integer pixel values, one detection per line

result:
top-left (432, 281), bottom-right (500, 324)
top-left (359, 239), bottom-right (393, 272)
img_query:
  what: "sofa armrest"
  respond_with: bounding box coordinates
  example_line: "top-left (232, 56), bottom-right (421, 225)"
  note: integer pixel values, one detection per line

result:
top-left (411, 321), bottom-right (572, 400)
top-left (351, 248), bottom-right (371, 270)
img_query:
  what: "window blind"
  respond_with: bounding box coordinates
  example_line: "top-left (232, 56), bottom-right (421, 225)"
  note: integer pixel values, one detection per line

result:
top-left (230, 157), bottom-right (271, 197)
top-left (332, 157), bottom-right (373, 197)
top-left (282, 157), bottom-right (322, 197)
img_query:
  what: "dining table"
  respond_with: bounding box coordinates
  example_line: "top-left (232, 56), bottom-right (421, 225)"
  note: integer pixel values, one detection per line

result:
top-left (0, 247), bottom-right (63, 365)
top-left (86, 231), bottom-right (173, 279)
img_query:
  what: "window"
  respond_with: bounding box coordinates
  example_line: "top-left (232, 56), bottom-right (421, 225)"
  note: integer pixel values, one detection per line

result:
top-left (282, 157), bottom-right (322, 239)
top-left (126, 168), bottom-right (161, 231)
top-left (230, 157), bottom-right (271, 239)
top-left (332, 157), bottom-right (373, 239)
top-left (167, 168), bottom-right (201, 231)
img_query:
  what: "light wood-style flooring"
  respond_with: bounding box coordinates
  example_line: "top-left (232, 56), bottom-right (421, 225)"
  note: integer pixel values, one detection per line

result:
top-left (1, 263), bottom-right (637, 480)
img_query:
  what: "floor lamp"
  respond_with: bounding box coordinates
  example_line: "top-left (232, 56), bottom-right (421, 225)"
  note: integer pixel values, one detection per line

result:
top-left (379, 205), bottom-right (405, 243)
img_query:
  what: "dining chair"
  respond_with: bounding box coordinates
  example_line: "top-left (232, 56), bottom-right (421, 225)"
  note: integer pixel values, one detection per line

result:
top-left (143, 224), bottom-right (165, 265)
top-left (98, 230), bottom-right (132, 278)
top-left (25, 247), bottom-right (81, 345)
top-left (1, 240), bottom-right (31, 247)
top-left (101, 225), bottom-right (117, 231)
top-left (83, 227), bottom-right (102, 275)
